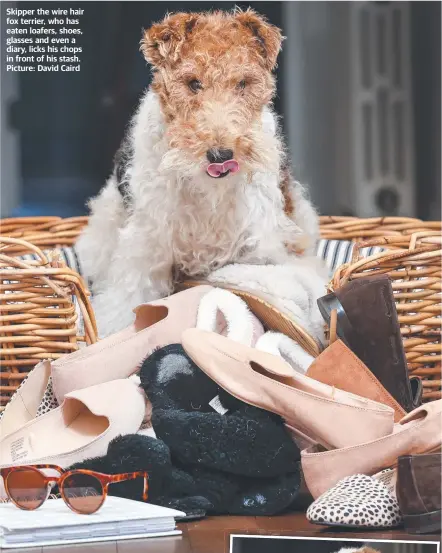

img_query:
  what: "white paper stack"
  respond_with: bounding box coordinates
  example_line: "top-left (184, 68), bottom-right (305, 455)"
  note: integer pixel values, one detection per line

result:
top-left (0, 496), bottom-right (185, 549)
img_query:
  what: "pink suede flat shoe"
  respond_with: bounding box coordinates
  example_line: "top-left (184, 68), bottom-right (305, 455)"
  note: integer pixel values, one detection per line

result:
top-left (182, 329), bottom-right (394, 450)
top-left (301, 400), bottom-right (442, 498)
top-left (51, 286), bottom-right (213, 403)
top-left (0, 286), bottom-right (265, 441)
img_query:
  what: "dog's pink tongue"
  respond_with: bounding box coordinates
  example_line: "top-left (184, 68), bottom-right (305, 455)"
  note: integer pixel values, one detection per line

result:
top-left (207, 159), bottom-right (239, 178)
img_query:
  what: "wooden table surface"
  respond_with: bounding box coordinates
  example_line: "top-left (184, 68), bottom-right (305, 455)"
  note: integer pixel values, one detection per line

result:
top-left (7, 512), bottom-right (440, 553)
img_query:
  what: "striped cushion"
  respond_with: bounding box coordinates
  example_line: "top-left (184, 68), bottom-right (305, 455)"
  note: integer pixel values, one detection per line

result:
top-left (1, 240), bottom-right (385, 422)
top-left (14, 241), bottom-right (385, 337)
top-left (315, 239), bottom-right (385, 273)
top-left (17, 241), bottom-right (385, 282)
top-left (18, 247), bottom-right (83, 276)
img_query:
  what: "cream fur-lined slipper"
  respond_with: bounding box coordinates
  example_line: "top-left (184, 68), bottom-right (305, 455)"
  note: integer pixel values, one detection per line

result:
top-left (255, 331), bottom-right (314, 373)
top-left (306, 469), bottom-right (402, 529)
top-left (177, 258), bottom-right (328, 357)
top-left (196, 288), bottom-right (264, 346)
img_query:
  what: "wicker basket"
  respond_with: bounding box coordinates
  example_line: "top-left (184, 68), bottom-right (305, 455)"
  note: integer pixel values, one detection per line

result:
top-left (2, 214), bottom-right (440, 249)
top-left (0, 217), bottom-right (88, 256)
top-left (1, 215), bottom-right (440, 406)
top-left (329, 231), bottom-right (442, 402)
top-left (320, 216), bottom-right (442, 242)
top-left (0, 237), bottom-right (97, 411)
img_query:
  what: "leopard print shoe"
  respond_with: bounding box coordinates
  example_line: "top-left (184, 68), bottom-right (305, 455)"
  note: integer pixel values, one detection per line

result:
top-left (306, 472), bottom-right (402, 529)
top-left (36, 376), bottom-right (60, 417)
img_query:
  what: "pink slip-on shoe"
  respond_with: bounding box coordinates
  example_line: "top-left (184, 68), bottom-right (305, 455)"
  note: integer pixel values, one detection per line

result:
top-left (0, 286), bottom-right (265, 441)
top-left (0, 379), bottom-right (145, 470)
top-left (51, 286), bottom-right (214, 403)
top-left (0, 361), bottom-right (52, 441)
top-left (301, 399), bottom-right (442, 499)
top-left (182, 329), bottom-right (394, 450)
top-left (0, 286), bottom-right (212, 443)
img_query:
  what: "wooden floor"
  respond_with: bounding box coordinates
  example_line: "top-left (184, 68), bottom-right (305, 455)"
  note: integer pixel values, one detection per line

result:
top-left (9, 512), bottom-right (440, 553)
top-left (177, 512), bottom-right (441, 553)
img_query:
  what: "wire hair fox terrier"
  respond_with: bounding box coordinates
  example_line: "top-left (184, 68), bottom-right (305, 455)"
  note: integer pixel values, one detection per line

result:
top-left (76, 8), bottom-right (320, 337)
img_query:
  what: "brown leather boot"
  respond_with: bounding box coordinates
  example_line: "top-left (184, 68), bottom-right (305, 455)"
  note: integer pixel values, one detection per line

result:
top-left (397, 453), bottom-right (441, 534)
top-left (317, 274), bottom-right (422, 412)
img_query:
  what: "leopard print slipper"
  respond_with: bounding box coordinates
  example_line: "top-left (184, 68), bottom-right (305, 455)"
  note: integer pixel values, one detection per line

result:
top-left (306, 473), bottom-right (402, 529)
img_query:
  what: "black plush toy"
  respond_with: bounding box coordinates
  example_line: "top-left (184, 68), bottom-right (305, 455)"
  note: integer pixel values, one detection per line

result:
top-left (68, 344), bottom-right (301, 517)
top-left (69, 433), bottom-right (212, 519)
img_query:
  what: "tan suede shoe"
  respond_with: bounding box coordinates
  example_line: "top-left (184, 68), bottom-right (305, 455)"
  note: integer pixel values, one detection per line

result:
top-left (302, 399), bottom-right (442, 499)
top-left (307, 339), bottom-right (406, 422)
top-left (317, 274), bottom-right (421, 411)
top-left (182, 329), bottom-right (394, 450)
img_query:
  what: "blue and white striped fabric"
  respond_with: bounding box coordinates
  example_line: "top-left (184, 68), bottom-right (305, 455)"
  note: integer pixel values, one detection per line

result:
top-left (18, 246), bottom-right (83, 276)
top-left (18, 241), bottom-right (385, 283)
top-left (5, 239), bottom-right (385, 420)
top-left (315, 239), bottom-right (385, 273)
top-left (15, 240), bottom-right (385, 337)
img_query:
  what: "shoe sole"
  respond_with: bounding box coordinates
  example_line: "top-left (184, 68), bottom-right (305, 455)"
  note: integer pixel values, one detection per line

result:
top-left (308, 518), bottom-right (401, 530)
top-left (403, 510), bottom-right (442, 534)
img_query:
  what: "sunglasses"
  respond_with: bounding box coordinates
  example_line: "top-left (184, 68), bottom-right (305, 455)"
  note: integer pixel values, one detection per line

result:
top-left (1, 465), bottom-right (148, 515)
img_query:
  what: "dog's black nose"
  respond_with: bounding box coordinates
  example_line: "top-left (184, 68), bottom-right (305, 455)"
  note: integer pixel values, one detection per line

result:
top-left (206, 149), bottom-right (234, 164)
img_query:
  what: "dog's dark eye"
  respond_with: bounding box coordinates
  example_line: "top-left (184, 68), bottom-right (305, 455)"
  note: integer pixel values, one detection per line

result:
top-left (237, 80), bottom-right (246, 90)
top-left (188, 79), bottom-right (202, 93)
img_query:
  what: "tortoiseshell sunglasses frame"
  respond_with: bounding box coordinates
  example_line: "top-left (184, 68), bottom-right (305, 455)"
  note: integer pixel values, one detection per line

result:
top-left (1, 464), bottom-right (149, 514)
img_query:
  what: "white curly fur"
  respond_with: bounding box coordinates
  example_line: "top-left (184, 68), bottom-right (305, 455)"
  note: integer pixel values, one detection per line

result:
top-left (76, 90), bottom-right (319, 337)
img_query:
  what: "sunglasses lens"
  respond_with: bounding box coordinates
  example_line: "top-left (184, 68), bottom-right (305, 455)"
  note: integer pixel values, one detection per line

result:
top-left (62, 472), bottom-right (104, 514)
top-left (7, 468), bottom-right (47, 510)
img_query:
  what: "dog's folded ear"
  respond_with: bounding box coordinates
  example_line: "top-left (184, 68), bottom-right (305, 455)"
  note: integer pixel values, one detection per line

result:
top-left (140, 12), bottom-right (199, 67)
top-left (234, 8), bottom-right (284, 71)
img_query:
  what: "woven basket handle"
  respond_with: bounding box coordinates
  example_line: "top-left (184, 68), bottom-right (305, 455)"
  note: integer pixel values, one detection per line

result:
top-left (0, 236), bottom-right (49, 264)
